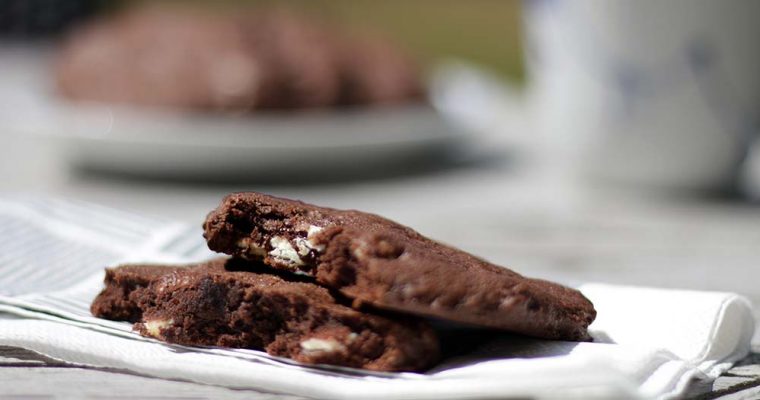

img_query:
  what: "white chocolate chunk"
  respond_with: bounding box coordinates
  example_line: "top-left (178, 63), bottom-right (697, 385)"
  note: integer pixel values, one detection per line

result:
top-left (143, 319), bottom-right (173, 337)
top-left (269, 236), bottom-right (304, 266)
top-left (300, 338), bottom-right (345, 354)
top-left (295, 239), bottom-right (311, 257)
top-left (307, 225), bottom-right (324, 238)
top-left (295, 225), bottom-right (326, 256)
top-left (352, 240), bottom-right (369, 259)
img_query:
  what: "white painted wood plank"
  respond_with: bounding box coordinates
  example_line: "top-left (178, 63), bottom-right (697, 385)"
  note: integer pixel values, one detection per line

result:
top-left (728, 365), bottom-right (760, 379)
top-left (0, 367), bottom-right (304, 400)
top-left (710, 385), bottom-right (760, 400)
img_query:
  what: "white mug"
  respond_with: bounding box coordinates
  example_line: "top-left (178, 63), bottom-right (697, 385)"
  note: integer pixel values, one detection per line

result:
top-left (524, 0), bottom-right (760, 191)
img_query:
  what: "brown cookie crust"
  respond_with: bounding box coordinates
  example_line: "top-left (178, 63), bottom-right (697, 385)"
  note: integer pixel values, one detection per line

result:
top-left (204, 192), bottom-right (597, 341)
top-left (91, 258), bottom-right (439, 372)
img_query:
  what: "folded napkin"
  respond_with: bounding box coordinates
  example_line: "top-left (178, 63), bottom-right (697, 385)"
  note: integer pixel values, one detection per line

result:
top-left (0, 198), bottom-right (754, 400)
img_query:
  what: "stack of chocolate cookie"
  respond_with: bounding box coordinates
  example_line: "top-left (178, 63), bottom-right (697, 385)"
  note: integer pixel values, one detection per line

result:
top-left (92, 192), bottom-right (596, 372)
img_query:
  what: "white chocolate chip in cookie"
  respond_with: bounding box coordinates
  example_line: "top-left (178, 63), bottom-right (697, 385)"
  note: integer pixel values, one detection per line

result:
top-left (307, 225), bottom-right (324, 238)
top-left (143, 319), bottom-right (173, 337)
top-left (300, 338), bottom-right (345, 354)
top-left (352, 240), bottom-right (370, 259)
top-left (295, 225), bottom-right (326, 256)
top-left (269, 236), bottom-right (304, 266)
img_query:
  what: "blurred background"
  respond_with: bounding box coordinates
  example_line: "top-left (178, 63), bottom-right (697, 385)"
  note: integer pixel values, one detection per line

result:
top-left (1, 0), bottom-right (760, 319)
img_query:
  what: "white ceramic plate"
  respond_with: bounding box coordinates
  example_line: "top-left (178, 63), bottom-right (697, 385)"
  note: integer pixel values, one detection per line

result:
top-left (2, 45), bottom-right (465, 180)
top-left (41, 103), bottom-right (464, 180)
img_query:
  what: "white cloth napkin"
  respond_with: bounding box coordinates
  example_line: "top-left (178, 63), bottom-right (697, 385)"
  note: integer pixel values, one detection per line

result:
top-left (0, 198), bottom-right (754, 400)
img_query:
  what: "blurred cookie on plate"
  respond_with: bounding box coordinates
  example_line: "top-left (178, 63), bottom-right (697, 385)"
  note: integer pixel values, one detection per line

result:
top-left (55, 5), bottom-right (424, 112)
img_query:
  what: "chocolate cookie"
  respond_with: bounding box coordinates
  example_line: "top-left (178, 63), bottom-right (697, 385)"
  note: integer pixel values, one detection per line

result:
top-left (337, 35), bottom-right (424, 106)
top-left (244, 9), bottom-right (343, 109)
top-left (204, 192), bottom-right (597, 341)
top-left (56, 7), bottom-right (279, 111)
top-left (55, 5), bottom-right (423, 111)
top-left (91, 257), bottom-right (439, 372)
